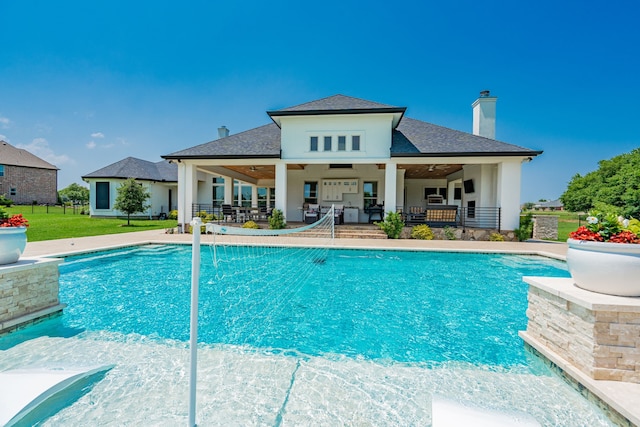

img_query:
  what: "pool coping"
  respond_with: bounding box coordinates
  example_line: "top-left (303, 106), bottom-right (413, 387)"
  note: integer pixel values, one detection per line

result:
top-left (20, 229), bottom-right (640, 425)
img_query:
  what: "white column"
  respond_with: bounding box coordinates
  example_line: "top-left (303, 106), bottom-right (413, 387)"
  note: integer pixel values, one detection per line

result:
top-left (384, 162), bottom-right (397, 214)
top-left (274, 162), bottom-right (287, 219)
top-left (497, 160), bottom-right (522, 230)
top-left (224, 176), bottom-right (233, 205)
top-left (251, 185), bottom-right (258, 208)
top-left (177, 163), bottom-right (187, 226)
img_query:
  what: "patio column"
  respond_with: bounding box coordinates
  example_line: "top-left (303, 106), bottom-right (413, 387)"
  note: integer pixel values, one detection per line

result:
top-left (223, 176), bottom-right (233, 205)
top-left (251, 185), bottom-right (258, 208)
top-left (384, 162), bottom-right (397, 215)
top-left (274, 162), bottom-right (287, 219)
top-left (497, 160), bottom-right (522, 230)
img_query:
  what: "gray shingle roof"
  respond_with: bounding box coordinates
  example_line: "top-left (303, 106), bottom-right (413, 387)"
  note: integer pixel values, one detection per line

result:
top-left (162, 96), bottom-right (542, 159)
top-left (82, 157), bottom-right (177, 182)
top-left (392, 117), bottom-right (542, 156)
top-left (163, 124), bottom-right (281, 159)
top-left (273, 94), bottom-right (401, 112)
top-left (0, 140), bottom-right (59, 170)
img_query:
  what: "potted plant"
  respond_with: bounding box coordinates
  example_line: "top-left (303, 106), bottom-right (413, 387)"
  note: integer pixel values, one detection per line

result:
top-left (567, 211), bottom-right (640, 296)
top-left (0, 206), bottom-right (29, 265)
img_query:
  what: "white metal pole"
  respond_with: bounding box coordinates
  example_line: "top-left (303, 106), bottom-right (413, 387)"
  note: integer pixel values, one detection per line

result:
top-left (188, 217), bottom-right (202, 427)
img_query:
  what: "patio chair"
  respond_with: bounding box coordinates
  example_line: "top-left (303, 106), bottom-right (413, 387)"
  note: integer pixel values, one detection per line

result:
top-left (333, 204), bottom-right (344, 225)
top-left (221, 204), bottom-right (236, 222)
top-left (304, 204), bottom-right (319, 224)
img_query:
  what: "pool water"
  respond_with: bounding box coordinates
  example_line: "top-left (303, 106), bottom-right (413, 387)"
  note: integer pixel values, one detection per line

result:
top-left (0, 244), bottom-right (616, 426)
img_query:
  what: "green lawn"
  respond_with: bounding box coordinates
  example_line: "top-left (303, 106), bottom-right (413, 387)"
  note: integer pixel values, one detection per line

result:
top-left (4, 205), bottom-right (177, 242)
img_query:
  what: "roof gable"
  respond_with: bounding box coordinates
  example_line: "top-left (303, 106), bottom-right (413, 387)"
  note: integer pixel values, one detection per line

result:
top-left (274, 94), bottom-right (400, 112)
top-left (0, 140), bottom-right (59, 170)
top-left (82, 157), bottom-right (177, 181)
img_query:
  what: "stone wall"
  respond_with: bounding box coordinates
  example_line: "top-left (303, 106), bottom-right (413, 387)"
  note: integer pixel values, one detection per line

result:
top-left (0, 258), bottom-right (64, 333)
top-left (524, 279), bottom-right (640, 383)
top-left (532, 215), bottom-right (558, 240)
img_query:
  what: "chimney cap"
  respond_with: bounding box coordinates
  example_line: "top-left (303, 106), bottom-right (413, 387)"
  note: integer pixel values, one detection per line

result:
top-left (479, 90), bottom-right (491, 97)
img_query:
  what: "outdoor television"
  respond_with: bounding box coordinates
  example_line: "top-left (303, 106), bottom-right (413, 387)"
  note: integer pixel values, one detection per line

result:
top-left (463, 179), bottom-right (475, 194)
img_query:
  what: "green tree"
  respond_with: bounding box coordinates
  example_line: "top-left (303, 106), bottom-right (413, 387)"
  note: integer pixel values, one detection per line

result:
top-left (561, 148), bottom-right (640, 218)
top-left (59, 183), bottom-right (90, 205)
top-left (114, 178), bottom-right (151, 225)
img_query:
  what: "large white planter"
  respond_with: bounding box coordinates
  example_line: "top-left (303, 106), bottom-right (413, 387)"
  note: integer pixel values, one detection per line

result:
top-left (0, 227), bottom-right (27, 265)
top-left (567, 238), bottom-right (640, 296)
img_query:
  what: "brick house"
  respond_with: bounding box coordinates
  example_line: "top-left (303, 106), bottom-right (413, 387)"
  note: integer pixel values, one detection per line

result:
top-left (0, 140), bottom-right (59, 205)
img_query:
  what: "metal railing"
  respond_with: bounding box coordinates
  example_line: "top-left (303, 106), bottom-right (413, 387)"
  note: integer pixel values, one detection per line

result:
top-left (403, 206), bottom-right (501, 231)
top-left (458, 207), bottom-right (501, 231)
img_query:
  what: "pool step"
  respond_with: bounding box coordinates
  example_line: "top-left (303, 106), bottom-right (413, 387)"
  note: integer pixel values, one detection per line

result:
top-left (291, 225), bottom-right (388, 239)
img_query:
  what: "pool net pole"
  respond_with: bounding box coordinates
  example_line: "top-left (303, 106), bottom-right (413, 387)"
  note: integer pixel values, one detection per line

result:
top-left (188, 217), bottom-right (202, 427)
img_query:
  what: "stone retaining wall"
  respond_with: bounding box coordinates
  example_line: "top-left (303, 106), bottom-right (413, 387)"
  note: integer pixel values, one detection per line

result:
top-left (0, 258), bottom-right (64, 333)
top-left (524, 278), bottom-right (640, 383)
top-left (532, 215), bottom-right (559, 240)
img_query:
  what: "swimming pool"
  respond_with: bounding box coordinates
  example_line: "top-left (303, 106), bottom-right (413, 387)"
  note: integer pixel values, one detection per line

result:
top-left (0, 244), bottom-right (615, 426)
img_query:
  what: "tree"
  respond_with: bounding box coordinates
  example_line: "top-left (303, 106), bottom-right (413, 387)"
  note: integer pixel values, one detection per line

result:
top-left (58, 183), bottom-right (90, 205)
top-left (114, 178), bottom-right (151, 225)
top-left (561, 148), bottom-right (640, 219)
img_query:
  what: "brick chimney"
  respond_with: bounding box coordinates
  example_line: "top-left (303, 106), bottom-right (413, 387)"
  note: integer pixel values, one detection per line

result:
top-left (472, 90), bottom-right (497, 139)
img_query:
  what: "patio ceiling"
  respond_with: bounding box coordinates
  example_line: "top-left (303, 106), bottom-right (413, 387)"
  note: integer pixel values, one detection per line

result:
top-left (204, 163), bottom-right (463, 181)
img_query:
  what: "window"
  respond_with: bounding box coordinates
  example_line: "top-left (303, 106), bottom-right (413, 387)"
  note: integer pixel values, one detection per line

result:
top-left (257, 187), bottom-right (268, 208)
top-left (363, 181), bottom-right (378, 209)
top-left (0, 165), bottom-right (4, 176)
top-left (329, 164), bottom-right (352, 169)
top-left (467, 200), bottom-right (476, 218)
top-left (10, 188), bottom-right (16, 196)
top-left (233, 180), bottom-right (252, 207)
top-left (212, 177), bottom-right (224, 207)
top-left (424, 187), bottom-right (447, 199)
top-left (351, 135), bottom-right (360, 151)
top-left (310, 136), bottom-right (318, 152)
top-left (96, 182), bottom-right (110, 209)
top-left (337, 136), bottom-right (346, 151)
top-left (324, 136), bottom-right (332, 151)
top-left (454, 187), bottom-right (462, 200)
top-left (304, 181), bottom-right (318, 204)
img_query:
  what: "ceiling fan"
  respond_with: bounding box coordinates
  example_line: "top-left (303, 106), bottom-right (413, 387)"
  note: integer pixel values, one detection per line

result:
top-left (427, 164), bottom-right (451, 172)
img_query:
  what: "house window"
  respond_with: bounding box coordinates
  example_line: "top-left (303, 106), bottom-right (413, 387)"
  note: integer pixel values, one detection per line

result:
top-left (337, 136), bottom-right (346, 151)
top-left (324, 136), bottom-right (332, 151)
top-left (363, 181), bottom-right (378, 209)
top-left (212, 177), bottom-right (224, 207)
top-left (233, 180), bottom-right (252, 207)
top-left (352, 135), bottom-right (360, 151)
top-left (96, 182), bottom-right (110, 209)
top-left (310, 136), bottom-right (318, 152)
top-left (467, 200), bottom-right (476, 218)
top-left (424, 187), bottom-right (447, 199)
top-left (10, 188), bottom-right (16, 196)
top-left (454, 187), bottom-right (462, 200)
top-left (304, 181), bottom-right (318, 204)
top-left (257, 187), bottom-right (270, 208)
top-left (0, 165), bottom-right (4, 176)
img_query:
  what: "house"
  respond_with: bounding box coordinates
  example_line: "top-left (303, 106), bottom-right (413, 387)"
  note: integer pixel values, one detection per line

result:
top-left (162, 92), bottom-right (542, 231)
top-left (82, 157), bottom-right (177, 218)
top-left (0, 140), bottom-right (59, 205)
top-left (533, 199), bottom-right (564, 211)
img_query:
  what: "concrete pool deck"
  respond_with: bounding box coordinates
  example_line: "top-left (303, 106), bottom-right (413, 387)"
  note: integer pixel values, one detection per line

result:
top-left (19, 230), bottom-right (640, 426)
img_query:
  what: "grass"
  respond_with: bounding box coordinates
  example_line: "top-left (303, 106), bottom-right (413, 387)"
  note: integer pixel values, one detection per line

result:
top-left (4, 205), bottom-right (177, 242)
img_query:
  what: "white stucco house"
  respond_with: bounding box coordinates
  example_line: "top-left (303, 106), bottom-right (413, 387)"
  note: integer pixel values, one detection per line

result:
top-left (162, 92), bottom-right (542, 231)
top-left (82, 157), bottom-right (177, 218)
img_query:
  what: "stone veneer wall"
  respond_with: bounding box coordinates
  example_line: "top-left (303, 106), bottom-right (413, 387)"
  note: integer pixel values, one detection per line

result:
top-left (0, 259), bottom-right (64, 333)
top-left (532, 215), bottom-right (558, 240)
top-left (525, 284), bottom-right (640, 383)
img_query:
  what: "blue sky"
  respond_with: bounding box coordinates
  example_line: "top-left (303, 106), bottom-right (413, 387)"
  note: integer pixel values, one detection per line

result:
top-left (1, 1), bottom-right (639, 203)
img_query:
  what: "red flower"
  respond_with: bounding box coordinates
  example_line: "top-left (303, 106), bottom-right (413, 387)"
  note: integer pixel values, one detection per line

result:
top-left (609, 230), bottom-right (640, 244)
top-left (0, 214), bottom-right (29, 227)
top-left (569, 226), bottom-right (603, 242)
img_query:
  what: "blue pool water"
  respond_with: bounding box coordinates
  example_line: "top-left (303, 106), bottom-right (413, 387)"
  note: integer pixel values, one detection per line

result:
top-left (1, 244), bottom-right (616, 426)
top-left (32, 245), bottom-right (568, 366)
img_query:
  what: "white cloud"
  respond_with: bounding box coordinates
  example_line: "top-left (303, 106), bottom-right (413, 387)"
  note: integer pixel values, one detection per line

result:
top-left (91, 132), bottom-right (105, 138)
top-left (0, 116), bottom-right (10, 129)
top-left (0, 134), bottom-right (8, 142)
top-left (17, 138), bottom-right (74, 166)
top-left (86, 141), bottom-right (97, 149)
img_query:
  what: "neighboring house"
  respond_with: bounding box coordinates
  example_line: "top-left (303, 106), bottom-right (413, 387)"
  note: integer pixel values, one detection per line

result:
top-left (82, 157), bottom-right (177, 218)
top-left (534, 199), bottom-right (564, 211)
top-left (0, 140), bottom-right (59, 205)
top-left (162, 92), bottom-right (542, 230)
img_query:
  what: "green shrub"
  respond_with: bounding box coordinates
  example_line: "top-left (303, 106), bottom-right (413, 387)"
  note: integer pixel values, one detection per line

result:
top-left (624, 218), bottom-right (640, 236)
top-left (197, 210), bottom-right (209, 219)
top-left (204, 214), bottom-right (215, 222)
top-left (514, 212), bottom-right (533, 241)
top-left (168, 210), bottom-right (178, 220)
top-left (376, 211), bottom-right (404, 239)
top-left (489, 232), bottom-right (505, 241)
top-left (410, 224), bottom-right (434, 240)
top-left (268, 209), bottom-right (286, 230)
top-left (243, 220), bottom-right (260, 229)
top-left (443, 226), bottom-right (456, 240)
top-left (0, 194), bottom-right (13, 207)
